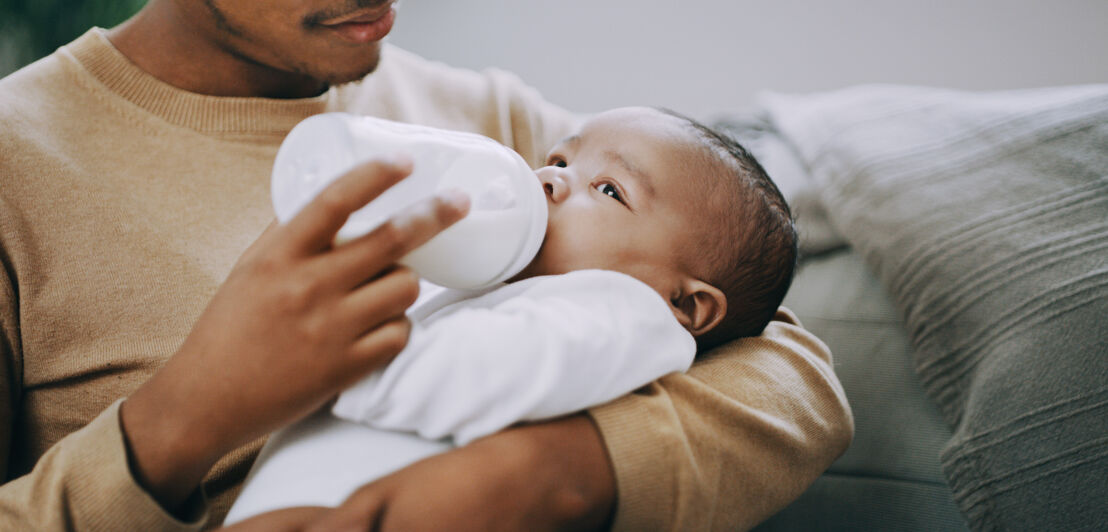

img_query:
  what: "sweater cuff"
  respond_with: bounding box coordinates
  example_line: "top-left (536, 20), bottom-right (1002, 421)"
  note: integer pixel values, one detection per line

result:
top-left (587, 387), bottom-right (683, 532)
top-left (69, 399), bottom-right (208, 530)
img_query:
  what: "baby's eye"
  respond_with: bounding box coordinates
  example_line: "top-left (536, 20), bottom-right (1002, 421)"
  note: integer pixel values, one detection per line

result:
top-left (547, 156), bottom-right (567, 168)
top-left (597, 183), bottom-right (623, 203)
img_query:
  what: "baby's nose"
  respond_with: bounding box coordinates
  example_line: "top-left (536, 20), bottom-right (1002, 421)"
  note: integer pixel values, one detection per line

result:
top-left (536, 168), bottom-right (569, 203)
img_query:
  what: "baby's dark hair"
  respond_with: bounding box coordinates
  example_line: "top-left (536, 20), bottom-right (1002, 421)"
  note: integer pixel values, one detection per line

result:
top-left (658, 109), bottom-right (798, 351)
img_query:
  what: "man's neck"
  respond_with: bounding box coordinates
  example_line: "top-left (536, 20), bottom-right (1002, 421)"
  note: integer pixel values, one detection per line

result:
top-left (107, 3), bottom-right (327, 99)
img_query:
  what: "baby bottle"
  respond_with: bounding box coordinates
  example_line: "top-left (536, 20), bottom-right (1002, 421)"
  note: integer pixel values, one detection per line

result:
top-left (271, 113), bottom-right (548, 290)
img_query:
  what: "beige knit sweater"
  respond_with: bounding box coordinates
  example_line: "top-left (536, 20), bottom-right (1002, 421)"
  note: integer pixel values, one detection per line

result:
top-left (0, 29), bottom-right (853, 531)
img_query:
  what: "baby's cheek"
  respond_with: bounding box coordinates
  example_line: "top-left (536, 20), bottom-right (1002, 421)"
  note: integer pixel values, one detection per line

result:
top-left (531, 238), bottom-right (578, 276)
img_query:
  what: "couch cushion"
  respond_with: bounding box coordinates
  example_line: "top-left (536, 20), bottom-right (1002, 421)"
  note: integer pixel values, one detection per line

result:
top-left (756, 249), bottom-right (966, 531)
top-left (759, 475), bottom-right (968, 532)
top-left (762, 84), bottom-right (1108, 531)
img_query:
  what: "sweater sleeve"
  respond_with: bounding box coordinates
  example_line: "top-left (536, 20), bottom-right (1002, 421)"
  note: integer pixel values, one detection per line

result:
top-left (0, 221), bottom-right (207, 531)
top-left (0, 401), bottom-right (209, 531)
top-left (588, 308), bottom-right (854, 532)
top-left (333, 271), bottom-right (696, 446)
top-left (0, 245), bottom-right (19, 485)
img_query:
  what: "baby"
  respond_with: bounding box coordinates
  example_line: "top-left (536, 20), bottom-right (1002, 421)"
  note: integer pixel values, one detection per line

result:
top-left (225, 106), bottom-right (797, 523)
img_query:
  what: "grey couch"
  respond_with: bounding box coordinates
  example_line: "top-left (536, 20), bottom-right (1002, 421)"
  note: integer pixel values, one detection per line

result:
top-left (757, 250), bottom-right (968, 531)
top-left (715, 84), bottom-right (1108, 532)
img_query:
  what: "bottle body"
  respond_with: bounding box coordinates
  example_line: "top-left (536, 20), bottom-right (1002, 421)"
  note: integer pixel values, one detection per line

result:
top-left (272, 113), bottom-right (548, 289)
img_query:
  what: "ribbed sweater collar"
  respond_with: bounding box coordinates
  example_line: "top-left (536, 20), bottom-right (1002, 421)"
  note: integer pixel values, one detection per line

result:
top-left (64, 28), bottom-right (333, 135)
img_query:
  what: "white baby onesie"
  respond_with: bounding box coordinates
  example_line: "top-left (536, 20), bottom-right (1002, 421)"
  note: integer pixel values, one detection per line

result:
top-left (225, 269), bottom-right (694, 524)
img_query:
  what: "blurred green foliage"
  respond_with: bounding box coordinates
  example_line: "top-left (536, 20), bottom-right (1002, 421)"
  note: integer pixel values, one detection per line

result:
top-left (1, 0), bottom-right (147, 76)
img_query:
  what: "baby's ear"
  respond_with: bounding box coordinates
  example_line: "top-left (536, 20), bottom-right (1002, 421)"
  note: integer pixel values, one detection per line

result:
top-left (672, 279), bottom-right (727, 337)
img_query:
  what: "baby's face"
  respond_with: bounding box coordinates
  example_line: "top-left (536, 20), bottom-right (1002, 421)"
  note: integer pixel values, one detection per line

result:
top-left (512, 107), bottom-right (710, 296)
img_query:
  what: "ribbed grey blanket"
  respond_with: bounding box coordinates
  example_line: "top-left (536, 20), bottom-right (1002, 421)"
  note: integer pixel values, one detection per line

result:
top-left (763, 84), bottom-right (1108, 531)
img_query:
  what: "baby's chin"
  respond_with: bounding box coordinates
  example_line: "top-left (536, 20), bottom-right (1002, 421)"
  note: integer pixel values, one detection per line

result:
top-left (507, 262), bottom-right (544, 284)
top-left (507, 251), bottom-right (563, 283)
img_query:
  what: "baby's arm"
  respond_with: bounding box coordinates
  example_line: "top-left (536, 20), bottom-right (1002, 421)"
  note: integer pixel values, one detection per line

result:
top-left (332, 269), bottom-right (695, 445)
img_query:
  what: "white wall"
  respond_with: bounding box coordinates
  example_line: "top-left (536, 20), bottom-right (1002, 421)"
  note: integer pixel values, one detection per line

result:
top-left (387, 0), bottom-right (1108, 120)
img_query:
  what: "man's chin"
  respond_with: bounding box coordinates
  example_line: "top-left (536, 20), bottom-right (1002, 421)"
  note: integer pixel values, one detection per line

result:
top-left (325, 69), bottom-right (376, 86)
top-left (317, 56), bottom-right (382, 87)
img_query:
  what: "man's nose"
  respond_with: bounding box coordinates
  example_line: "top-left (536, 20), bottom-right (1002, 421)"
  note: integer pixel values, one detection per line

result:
top-left (537, 168), bottom-right (570, 203)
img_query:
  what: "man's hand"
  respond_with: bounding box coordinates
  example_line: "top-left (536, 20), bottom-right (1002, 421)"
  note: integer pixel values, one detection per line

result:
top-left (119, 157), bottom-right (469, 510)
top-left (301, 415), bottom-right (616, 532)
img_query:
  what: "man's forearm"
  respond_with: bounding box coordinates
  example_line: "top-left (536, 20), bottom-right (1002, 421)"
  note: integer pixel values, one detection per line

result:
top-left (490, 415), bottom-right (616, 531)
top-left (290, 414), bottom-right (616, 532)
top-left (120, 376), bottom-right (227, 513)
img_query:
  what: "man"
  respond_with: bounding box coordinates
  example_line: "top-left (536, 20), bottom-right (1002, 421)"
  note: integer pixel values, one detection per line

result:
top-left (0, 0), bottom-right (853, 530)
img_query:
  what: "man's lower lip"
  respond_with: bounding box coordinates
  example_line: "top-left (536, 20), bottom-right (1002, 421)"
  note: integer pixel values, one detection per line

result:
top-left (323, 7), bottom-right (395, 44)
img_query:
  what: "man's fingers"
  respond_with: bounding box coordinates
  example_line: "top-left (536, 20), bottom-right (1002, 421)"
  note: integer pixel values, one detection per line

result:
top-left (346, 317), bottom-right (412, 372)
top-left (328, 189), bottom-right (469, 287)
top-left (218, 506), bottom-right (330, 532)
top-left (311, 317), bottom-right (410, 395)
top-left (284, 157), bottom-right (414, 254)
top-left (304, 483), bottom-right (389, 532)
top-left (334, 266), bottom-right (420, 334)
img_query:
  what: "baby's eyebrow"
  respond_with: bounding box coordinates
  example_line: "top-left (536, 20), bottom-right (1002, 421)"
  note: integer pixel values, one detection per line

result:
top-left (605, 149), bottom-right (656, 198)
top-left (559, 134), bottom-right (582, 148)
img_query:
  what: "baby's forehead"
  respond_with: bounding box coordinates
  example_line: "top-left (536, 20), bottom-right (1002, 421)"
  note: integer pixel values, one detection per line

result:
top-left (570, 110), bottom-right (708, 166)
top-left (578, 107), bottom-right (690, 138)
